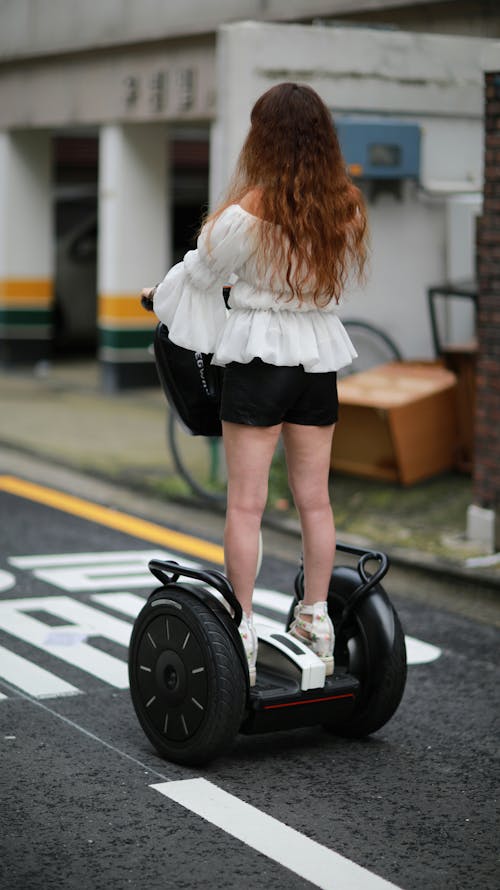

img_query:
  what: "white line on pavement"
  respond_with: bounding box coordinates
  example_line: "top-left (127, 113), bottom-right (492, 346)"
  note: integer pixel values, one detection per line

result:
top-left (0, 677), bottom-right (404, 888)
top-left (0, 551), bottom-right (442, 702)
top-left (404, 635), bottom-right (441, 664)
top-left (0, 676), bottom-right (171, 781)
top-left (0, 596), bottom-right (130, 688)
top-left (151, 778), bottom-right (404, 890)
top-left (0, 644), bottom-right (80, 698)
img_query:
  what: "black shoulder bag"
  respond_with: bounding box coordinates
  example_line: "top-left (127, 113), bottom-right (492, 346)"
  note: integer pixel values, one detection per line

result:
top-left (142, 287), bottom-right (230, 438)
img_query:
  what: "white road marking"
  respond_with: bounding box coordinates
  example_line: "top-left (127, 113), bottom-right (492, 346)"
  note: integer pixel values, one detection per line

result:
top-left (254, 587), bottom-right (442, 666)
top-left (0, 569), bottom-right (15, 592)
top-left (152, 778), bottom-right (403, 890)
top-left (2, 666), bottom-right (406, 889)
top-left (255, 613), bottom-right (286, 632)
top-left (8, 552), bottom-right (124, 568)
top-left (0, 676), bottom-right (171, 782)
top-left (95, 589), bottom-right (441, 668)
top-left (253, 586), bottom-right (293, 614)
top-left (9, 550), bottom-right (178, 569)
top-left (404, 635), bottom-right (441, 664)
top-left (91, 592), bottom-right (147, 616)
top-left (0, 550), bottom-right (442, 700)
top-left (0, 644), bottom-right (80, 698)
top-left (8, 550), bottom-right (198, 592)
top-left (0, 531), bottom-right (439, 886)
top-left (93, 593), bottom-right (442, 668)
top-left (0, 596), bottom-right (130, 688)
top-left (66, 589), bottom-right (446, 669)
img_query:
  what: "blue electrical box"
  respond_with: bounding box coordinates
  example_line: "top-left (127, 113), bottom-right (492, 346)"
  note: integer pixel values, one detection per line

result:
top-left (335, 118), bottom-right (421, 180)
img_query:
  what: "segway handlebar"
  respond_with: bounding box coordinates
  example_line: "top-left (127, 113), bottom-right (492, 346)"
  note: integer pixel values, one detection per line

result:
top-left (335, 542), bottom-right (389, 589)
top-left (333, 544), bottom-right (390, 633)
top-left (294, 543), bottom-right (390, 629)
top-left (148, 559), bottom-right (243, 625)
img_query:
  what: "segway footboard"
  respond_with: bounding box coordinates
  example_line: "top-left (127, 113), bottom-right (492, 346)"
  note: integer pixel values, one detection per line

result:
top-left (241, 671), bottom-right (360, 734)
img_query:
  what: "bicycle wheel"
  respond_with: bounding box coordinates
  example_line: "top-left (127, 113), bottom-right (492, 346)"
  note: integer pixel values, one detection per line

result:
top-left (168, 412), bottom-right (227, 506)
top-left (340, 320), bottom-right (402, 378)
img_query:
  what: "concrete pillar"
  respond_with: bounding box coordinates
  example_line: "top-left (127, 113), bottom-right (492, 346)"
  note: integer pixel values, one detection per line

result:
top-left (98, 123), bottom-right (170, 391)
top-left (0, 130), bottom-right (53, 366)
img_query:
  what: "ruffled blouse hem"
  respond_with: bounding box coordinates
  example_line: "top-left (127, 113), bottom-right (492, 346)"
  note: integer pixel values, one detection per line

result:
top-left (211, 308), bottom-right (357, 373)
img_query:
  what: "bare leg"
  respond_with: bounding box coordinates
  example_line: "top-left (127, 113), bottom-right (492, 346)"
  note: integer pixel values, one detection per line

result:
top-left (222, 420), bottom-right (282, 615)
top-left (282, 422), bottom-right (336, 604)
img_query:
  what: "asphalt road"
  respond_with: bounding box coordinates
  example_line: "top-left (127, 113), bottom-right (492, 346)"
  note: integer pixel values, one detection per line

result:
top-left (0, 468), bottom-right (498, 890)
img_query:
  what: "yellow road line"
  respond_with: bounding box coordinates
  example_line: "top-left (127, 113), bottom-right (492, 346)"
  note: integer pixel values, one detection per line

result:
top-left (0, 475), bottom-right (224, 565)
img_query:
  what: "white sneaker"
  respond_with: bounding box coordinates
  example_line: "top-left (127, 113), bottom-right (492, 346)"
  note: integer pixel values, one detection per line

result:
top-left (289, 601), bottom-right (334, 676)
top-left (239, 612), bottom-right (258, 686)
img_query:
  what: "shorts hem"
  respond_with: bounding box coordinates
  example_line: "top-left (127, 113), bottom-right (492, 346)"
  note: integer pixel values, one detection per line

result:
top-left (282, 415), bottom-right (338, 427)
top-left (220, 413), bottom-right (338, 427)
top-left (220, 413), bottom-right (282, 427)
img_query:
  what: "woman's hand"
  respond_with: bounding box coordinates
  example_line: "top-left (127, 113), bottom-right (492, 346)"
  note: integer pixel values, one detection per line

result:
top-left (140, 286), bottom-right (156, 311)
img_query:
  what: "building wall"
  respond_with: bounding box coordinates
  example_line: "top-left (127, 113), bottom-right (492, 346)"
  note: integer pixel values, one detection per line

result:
top-left (344, 0), bottom-right (500, 38)
top-left (212, 22), bottom-right (488, 187)
top-left (0, 38), bottom-right (216, 129)
top-left (0, 1), bottom-right (417, 59)
top-left (0, 1), bottom-right (497, 62)
top-left (212, 22), bottom-right (492, 360)
top-left (474, 70), bottom-right (500, 546)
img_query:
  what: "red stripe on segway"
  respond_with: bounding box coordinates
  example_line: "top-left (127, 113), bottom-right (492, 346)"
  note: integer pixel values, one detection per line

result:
top-left (263, 692), bottom-right (355, 710)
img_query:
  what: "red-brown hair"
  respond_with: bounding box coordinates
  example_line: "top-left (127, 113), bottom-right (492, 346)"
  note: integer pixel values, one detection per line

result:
top-left (206, 82), bottom-right (368, 305)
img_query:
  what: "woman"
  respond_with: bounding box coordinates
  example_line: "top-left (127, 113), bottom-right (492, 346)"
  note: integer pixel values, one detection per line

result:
top-left (145, 82), bottom-right (368, 686)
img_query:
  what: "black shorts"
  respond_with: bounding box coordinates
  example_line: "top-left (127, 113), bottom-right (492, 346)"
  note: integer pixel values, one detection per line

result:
top-left (220, 358), bottom-right (338, 427)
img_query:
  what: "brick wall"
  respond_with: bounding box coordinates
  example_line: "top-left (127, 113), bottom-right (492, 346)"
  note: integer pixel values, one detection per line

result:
top-left (474, 71), bottom-right (500, 546)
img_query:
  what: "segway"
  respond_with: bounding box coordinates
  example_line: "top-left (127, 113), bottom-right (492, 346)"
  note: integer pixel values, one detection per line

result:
top-left (128, 546), bottom-right (407, 766)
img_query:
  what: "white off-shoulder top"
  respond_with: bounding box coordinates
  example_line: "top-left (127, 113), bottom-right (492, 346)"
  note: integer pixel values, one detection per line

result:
top-left (153, 204), bottom-right (357, 373)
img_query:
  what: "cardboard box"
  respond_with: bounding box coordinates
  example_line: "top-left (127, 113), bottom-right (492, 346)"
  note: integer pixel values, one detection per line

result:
top-left (332, 362), bottom-right (459, 485)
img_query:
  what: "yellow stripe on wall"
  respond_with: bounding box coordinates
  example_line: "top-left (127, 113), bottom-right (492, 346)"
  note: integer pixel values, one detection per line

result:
top-left (0, 475), bottom-right (224, 565)
top-left (0, 278), bottom-right (53, 307)
top-left (99, 294), bottom-right (158, 327)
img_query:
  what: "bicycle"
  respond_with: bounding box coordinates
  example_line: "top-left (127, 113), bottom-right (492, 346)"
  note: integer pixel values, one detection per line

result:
top-left (167, 319), bottom-right (402, 506)
top-left (338, 319), bottom-right (402, 378)
top-left (168, 411), bottom-right (227, 506)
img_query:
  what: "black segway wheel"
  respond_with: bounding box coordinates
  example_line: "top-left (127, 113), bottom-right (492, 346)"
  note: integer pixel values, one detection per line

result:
top-left (288, 567), bottom-right (407, 738)
top-left (331, 611), bottom-right (407, 738)
top-left (129, 586), bottom-right (246, 766)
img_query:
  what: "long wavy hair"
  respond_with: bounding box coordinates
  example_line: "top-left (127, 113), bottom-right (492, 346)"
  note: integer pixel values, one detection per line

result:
top-left (205, 82), bottom-right (368, 306)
